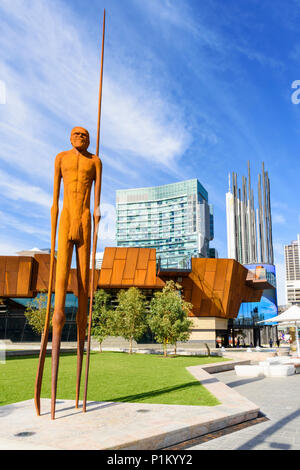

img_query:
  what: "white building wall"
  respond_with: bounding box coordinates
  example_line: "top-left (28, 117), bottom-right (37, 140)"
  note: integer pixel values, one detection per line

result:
top-left (226, 192), bottom-right (236, 259)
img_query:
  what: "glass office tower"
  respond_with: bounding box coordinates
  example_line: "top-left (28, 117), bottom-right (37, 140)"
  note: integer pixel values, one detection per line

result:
top-left (116, 179), bottom-right (214, 268)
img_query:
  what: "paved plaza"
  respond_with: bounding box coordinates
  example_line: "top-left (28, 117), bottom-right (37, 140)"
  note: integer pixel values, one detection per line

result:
top-left (2, 345), bottom-right (300, 450)
top-left (186, 369), bottom-right (300, 450)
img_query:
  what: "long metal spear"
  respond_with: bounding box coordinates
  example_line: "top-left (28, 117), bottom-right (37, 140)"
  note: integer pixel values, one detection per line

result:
top-left (83, 9), bottom-right (106, 413)
top-left (34, 210), bottom-right (58, 416)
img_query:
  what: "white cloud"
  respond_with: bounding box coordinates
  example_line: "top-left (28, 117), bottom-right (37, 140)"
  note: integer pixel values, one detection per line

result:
top-left (0, 0), bottom-right (190, 183)
top-left (102, 79), bottom-right (190, 165)
top-left (0, 0), bottom-right (194, 259)
top-left (0, 169), bottom-right (52, 208)
top-left (0, 240), bottom-right (24, 256)
top-left (0, 211), bottom-right (49, 239)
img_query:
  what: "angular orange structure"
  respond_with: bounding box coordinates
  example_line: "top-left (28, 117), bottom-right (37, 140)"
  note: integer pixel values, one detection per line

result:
top-left (0, 247), bottom-right (273, 348)
top-left (99, 247), bottom-right (164, 289)
top-left (0, 248), bottom-right (269, 312)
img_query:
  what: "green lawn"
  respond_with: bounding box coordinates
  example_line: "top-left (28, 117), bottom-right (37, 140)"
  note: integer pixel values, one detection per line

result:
top-left (0, 352), bottom-right (227, 407)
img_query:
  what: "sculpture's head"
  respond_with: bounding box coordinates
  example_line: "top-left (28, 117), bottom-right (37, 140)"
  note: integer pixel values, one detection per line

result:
top-left (70, 127), bottom-right (90, 151)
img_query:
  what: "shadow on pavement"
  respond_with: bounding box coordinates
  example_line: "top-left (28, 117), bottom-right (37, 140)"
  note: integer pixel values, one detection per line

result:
top-left (236, 409), bottom-right (300, 450)
top-left (225, 376), bottom-right (265, 388)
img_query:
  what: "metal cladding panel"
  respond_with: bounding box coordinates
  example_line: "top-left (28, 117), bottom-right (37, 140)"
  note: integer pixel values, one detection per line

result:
top-left (115, 247), bottom-right (128, 260)
top-left (191, 281), bottom-right (203, 307)
top-left (17, 258), bottom-right (33, 296)
top-left (0, 257), bottom-right (6, 296)
top-left (205, 258), bottom-right (217, 272)
top-left (133, 269), bottom-right (147, 286)
top-left (214, 289), bottom-right (225, 304)
top-left (6, 257), bottom-right (19, 272)
top-left (225, 260), bottom-right (235, 280)
top-left (204, 270), bottom-right (216, 289)
top-left (145, 260), bottom-right (157, 286)
top-left (225, 261), bottom-right (239, 317)
top-left (222, 280), bottom-right (232, 313)
top-left (122, 248), bottom-right (139, 280)
top-left (5, 271), bottom-right (18, 296)
top-left (191, 258), bottom-right (207, 278)
top-left (136, 249), bottom-right (150, 270)
top-left (155, 277), bottom-right (166, 288)
top-left (213, 261), bottom-right (227, 291)
top-left (111, 259), bottom-right (126, 285)
top-left (121, 279), bottom-right (135, 286)
top-left (210, 301), bottom-right (221, 318)
top-left (98, 268), bottom-right (113, 286)
top-left (226, 262), bottom-right (249, 319)
top-left (34, 254), bottom-right (53, 292)
top-left (101, 248), bottom-right (116, 269)
top-left (200, 298), bottom-right (211, 315)
top-left (182, 288), bottom-right (192, 303)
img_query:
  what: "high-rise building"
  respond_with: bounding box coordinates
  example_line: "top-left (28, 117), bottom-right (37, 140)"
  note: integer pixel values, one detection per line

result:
top-left (226, 162), bottom-right (277, 344)
top-left (90, 252), bottom-right (104, 270)
top-left (116, 179), bottom-right (214, 268)
top-left (226, 161), bottom-right (274, 265)
top-left (284, 236), bottom-right (300, 305)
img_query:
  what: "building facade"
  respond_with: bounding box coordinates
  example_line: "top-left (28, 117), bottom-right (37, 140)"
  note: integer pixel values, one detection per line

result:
top-left (225, 162), bottom-right (278, 345)
top-left (90, 252), bottom-right (104, 270)
top-left (116, 179), bottom-right (214, 269)
top-left (284, 235), bottom-right (300, 305)
top-left (226, 162), bottom-right (274, 265)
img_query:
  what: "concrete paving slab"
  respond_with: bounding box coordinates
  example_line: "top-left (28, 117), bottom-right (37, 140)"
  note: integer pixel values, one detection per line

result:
top-left (0, 361), bottom-right (260, 450)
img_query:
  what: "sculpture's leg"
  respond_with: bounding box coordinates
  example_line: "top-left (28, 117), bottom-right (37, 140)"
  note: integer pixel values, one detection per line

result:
top-left (51, 226), bottom-right (73, 420)
top-left (51, 310), bottom-right (65, 420)
top-left (75, 227), bottom-right (90, 409)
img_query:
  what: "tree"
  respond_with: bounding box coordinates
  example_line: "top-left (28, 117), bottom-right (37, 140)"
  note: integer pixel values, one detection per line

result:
top-left (24, 291), bottom-right (53, 338)
top-left (148, 280), bottom-right (193, 357)
top-left (91, 289), bottom-right (114, 352)
top-left (114, 287), bottom-right (148, 354)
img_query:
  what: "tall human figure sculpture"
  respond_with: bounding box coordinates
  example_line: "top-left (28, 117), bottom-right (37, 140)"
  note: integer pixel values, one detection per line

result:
top-left (54, 127), bottom-right (101, 417)
top-left (35, 10), bottom-right (105, 420)
top-left (36, 127), bottom-right (102, 420)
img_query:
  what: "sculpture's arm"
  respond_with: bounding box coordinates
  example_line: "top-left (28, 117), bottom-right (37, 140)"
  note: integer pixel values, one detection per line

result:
top-left (51, 154), bottom-right (62, 242)
top-left (93, 156), bottom-right (102, 234)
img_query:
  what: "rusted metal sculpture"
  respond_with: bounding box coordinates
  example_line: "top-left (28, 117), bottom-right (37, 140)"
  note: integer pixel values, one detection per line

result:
top-left (34, 10), bottom-right (105, 420)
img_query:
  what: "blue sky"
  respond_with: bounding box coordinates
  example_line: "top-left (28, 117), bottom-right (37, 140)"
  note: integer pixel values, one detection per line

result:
top-left (1, 0), bottom-right (300, 304)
